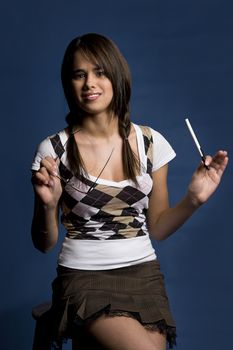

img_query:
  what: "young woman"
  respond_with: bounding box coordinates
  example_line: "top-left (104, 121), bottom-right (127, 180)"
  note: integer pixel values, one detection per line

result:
top-left (31, 33), bottom-right (228, 350)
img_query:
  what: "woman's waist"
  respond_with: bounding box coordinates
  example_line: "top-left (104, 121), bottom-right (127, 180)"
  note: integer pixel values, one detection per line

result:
top-left (57, 235), bottom-right (157, 270)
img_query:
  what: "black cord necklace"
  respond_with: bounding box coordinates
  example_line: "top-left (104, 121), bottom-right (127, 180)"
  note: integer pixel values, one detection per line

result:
top-left (55, 128), bottom-right (115, 194)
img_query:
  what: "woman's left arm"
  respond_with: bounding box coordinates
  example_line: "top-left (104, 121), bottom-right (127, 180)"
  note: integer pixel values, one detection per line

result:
top-left (147, 150), bottom-right (228, 241)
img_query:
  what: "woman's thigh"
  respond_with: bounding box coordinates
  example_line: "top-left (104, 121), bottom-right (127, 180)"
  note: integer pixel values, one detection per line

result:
top-left (147, 329), bottom-right (166, 350)
top-left (72, 315), bottom-right (166, 350)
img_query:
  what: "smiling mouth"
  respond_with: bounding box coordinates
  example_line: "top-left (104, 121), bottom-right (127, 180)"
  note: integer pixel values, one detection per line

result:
top-left (82, 93), bottom-right (101, 101)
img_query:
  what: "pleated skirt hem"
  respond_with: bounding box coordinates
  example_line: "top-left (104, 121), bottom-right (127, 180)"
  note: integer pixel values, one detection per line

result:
top-left (50, 260), bottom-right (177, 348)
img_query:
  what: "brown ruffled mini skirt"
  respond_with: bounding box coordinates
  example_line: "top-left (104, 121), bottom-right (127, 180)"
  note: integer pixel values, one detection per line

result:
top-left (50, 260), bottom-right (176, 348)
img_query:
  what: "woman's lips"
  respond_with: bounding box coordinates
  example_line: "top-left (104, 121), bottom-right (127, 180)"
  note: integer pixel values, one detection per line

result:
top-left (82, 93), bottom-right (101, 101)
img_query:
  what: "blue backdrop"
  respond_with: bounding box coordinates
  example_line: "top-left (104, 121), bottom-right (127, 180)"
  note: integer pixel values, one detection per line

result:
top-left (0, 0), bottom-right (232, 349)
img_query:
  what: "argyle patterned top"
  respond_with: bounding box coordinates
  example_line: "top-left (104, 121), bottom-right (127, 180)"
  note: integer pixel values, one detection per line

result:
top-left (31, 123), bottom-right (176, 269)
top-left (51, 125), bottom-right (154, 240)
top-left (32, 123), bottom-right (176, 241)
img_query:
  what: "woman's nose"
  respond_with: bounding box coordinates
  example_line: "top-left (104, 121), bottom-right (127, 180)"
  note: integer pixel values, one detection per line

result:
top-left (83, 73), bottom-right (96, 90)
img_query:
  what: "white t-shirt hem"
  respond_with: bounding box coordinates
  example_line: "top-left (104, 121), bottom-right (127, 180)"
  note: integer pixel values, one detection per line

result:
top-left (58, 235), bottom-right (157, 270)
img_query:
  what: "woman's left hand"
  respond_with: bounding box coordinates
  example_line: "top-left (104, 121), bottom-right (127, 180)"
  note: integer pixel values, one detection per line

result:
top-left (187, 150), bottom-right (229, 207)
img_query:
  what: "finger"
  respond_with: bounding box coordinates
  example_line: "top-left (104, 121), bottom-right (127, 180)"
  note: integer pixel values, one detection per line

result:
top-left (45, 155), bottom-right (61, 168)
top-left (32, 170), bottom-right (60, 188)
top-left (40, 166), bottom-right (52, 182)
top-left (41, 164), bottom-right (63, 185)
top-left (41, 157), bottom-right (58, 177)
top-left (31, 170), bottom-right (49, 186)
top-left (213, 150), bottom-right (228, 163)
top-left (214, 152), bottom-right (229, 173)
top-left (209, 151), bottom-right (228, 168)
top-left (203, 155), bottom-right (212, 168)
top-left (196, 158), bottom-right (210, 172)
top-left (205, 151), bottom-right (228, 178)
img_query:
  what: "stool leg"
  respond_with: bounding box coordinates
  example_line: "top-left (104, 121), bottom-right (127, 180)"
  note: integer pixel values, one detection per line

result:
top-left (32, 315), bottom-right (63, 350)
top-left (32, 317), bottom-right (54, 350)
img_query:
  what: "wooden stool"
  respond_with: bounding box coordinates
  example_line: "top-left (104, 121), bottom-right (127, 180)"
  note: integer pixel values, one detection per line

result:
top-left (32, 301), bottom-right (63, 350)
top-left (32, 302), bottom-right (104, 349)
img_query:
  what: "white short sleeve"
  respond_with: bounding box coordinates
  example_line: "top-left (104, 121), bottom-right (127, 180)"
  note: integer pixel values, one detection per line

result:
top-left (150, 128), bottom-right (176, 172)
top-left (31, 137), bottom-right (57, 171)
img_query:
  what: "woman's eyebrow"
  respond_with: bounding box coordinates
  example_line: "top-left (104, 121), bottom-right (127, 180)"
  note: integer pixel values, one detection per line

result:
top-left (72, 65), bottom-right (102, 73)
top-left (72, 68), bottom-right (85, 73)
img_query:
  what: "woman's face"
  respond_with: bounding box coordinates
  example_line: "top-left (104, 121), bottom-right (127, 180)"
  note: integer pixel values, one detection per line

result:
top-left (71, 51), bottom-right (114, 117)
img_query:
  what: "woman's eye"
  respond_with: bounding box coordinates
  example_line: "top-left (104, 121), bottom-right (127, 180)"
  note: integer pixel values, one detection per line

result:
top-left (96, 70), bottom-right (105, 77)
top-left (72, 72), bottom-right (86, 80)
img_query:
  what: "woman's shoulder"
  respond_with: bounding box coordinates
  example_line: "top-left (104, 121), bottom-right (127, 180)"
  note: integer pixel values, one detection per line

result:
top-left (132, 122), bottom-right (165, 141)
top-left (132, 122), bottom-right (176, 171)
top-left (38, 128), bottom-right (68, 147)
top-left (31, 128), bottom-right (68, 171)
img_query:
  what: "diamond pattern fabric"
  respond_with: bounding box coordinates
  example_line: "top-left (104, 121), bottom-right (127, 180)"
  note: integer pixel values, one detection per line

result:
top-left (50, 125), bottom-right (154, 240)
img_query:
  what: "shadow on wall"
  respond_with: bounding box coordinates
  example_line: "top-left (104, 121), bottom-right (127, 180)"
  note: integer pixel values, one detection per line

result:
top-left (0, 303), bottom-right (35, 350)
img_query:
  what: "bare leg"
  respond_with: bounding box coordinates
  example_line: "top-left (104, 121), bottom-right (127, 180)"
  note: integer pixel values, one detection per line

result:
top-left (83, 315), bottom-right (166, 350)
top-left (147, 329), bottom-right (166, 350)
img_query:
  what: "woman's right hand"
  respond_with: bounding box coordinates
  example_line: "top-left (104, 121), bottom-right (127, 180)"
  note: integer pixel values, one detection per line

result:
top-left (31, 157), bottom-right (62, 207)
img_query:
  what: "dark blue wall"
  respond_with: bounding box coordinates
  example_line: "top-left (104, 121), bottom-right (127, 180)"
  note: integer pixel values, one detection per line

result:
top-left (0, 1), bottom-right (232, 349)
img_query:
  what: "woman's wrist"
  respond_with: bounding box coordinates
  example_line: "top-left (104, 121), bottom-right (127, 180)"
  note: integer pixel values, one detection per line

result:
top-left (184, 191), bottom-right (203, 210)
top-left (34, 194), bottom-right (59, 211)
top-left (42, 201), bottom-right (59, 211)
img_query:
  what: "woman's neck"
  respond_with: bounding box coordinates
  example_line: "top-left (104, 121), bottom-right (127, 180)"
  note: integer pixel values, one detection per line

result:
top-left (77, 113), bottom-right (119, 140)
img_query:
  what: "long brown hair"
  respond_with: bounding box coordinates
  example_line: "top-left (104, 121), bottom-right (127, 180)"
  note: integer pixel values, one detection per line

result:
top-left (61, 33), bottom-right (140, 182)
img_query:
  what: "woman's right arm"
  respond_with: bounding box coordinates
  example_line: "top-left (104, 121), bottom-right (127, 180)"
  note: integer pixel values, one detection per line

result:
top-left (31, 157), bottom-right (62, 253)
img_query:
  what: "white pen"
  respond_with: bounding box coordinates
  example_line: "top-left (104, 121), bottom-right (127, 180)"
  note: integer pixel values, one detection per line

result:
top-left (185, 118), bottom-right (210, 170)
